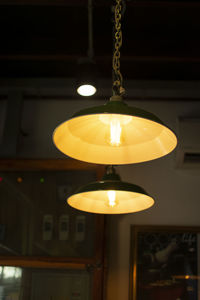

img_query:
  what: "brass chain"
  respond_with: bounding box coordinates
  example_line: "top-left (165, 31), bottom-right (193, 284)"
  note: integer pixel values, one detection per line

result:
top-left (112, 0), bottom-right (125, 96)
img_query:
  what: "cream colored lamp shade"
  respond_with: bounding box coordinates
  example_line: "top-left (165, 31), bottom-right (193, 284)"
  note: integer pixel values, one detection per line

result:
top-left (67, 167), bottom-right (154, 214)
top-left (53, 99), bottom-right (177, 165)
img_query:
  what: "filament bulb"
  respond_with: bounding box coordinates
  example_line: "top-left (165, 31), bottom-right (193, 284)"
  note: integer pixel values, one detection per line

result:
top-left (110, 119), bottom-right (122, 146)
top-left (107, 190), bottom-right (117, 207)
top-left (99, 114), bottom-right (132, 147)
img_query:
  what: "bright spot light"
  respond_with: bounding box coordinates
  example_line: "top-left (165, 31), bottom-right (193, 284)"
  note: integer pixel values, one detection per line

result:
top-left (15, 268), bottom-right (22, 278)
top-left (110, 119), bottom-right (122, 146)
top-left (3, 267), bottom-right (15, 278)
top-left (77, 84), bottom-right (96, 96)
top-left (99, 114), bottom-right (132, 147)
top-left (3, 267), bottom-right (22, 279)
top-left (107, 190), bottom-right (117, 207)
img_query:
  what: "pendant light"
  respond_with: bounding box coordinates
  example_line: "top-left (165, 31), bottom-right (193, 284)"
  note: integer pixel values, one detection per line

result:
top-left (53, 0), bottom-right (177, 165)
top-left (76, 0), bottom-right (97, 97)
top-left (67, 166), bottom-right (154, 214)
top-left (76, 58), bottom-right (97, 97)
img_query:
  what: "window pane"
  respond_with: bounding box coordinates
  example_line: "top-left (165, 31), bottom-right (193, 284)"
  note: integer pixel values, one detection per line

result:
top-left (0, 170), bottom-right (97, 257)
top-left (0, 266), bottom-right (91, 300)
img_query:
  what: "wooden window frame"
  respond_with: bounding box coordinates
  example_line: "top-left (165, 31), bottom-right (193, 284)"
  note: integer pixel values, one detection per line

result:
top-left (0, 158), bottom-right (106, 300)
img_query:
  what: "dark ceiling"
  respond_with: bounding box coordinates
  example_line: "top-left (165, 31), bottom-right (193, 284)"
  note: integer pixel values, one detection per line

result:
top-left (1, 0), bottom-right (200, 80)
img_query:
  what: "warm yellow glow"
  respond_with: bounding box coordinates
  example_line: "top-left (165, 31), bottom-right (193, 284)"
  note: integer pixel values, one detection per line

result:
top-left (173, 275), bottom-right (200, 280)
top-left (99, 114), bottom-right (132, 126)
top-left (110, 120), bottom-right (121, 146)
top-left (53, 113), bottom-right (177, 165)
top-left (107, 190), bottom-right (117, 207)
top-left (67, 190), bottom-right (154, 214)
top-left (77, 84), bottom-right (96, 96)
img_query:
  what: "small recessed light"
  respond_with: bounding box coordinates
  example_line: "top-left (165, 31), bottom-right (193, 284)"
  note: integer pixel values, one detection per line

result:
top-left (77, 84), bottom-right (96, 96)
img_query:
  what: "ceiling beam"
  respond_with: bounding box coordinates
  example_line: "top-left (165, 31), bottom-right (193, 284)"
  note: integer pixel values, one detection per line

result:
top-left (0, 0), bottom-right (88, 6)
top-left (0, 158), bottom-right (104, 172)
top-left (1, 78), bottom-right (200, 102)
top-left (128, 1), bottom-right (200, 8)
top-left (0, 0), bottom-right (97, 6)
top-left (0, 54), bottom-right (200, 63)
top-left (0, 0), bottom-right (199, 7)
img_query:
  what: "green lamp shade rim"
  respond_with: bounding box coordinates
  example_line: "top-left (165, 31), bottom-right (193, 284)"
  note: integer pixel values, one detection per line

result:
top-left (70, 180), bottom-right (149, 196)
top-left (71, 100), bottom-right (165, 127)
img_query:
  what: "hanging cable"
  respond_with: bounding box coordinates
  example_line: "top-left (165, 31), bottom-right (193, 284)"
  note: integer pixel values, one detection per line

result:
top-left (112, 0), bottom-right (125, 96)
top-left (88, 0), bottom-right (94, 61)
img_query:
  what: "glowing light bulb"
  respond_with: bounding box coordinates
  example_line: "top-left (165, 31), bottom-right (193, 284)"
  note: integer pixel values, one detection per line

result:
top-left (99, 114), bottom-right (132, 147)
top-left (107, 190), bottom-right (117, 207)
top-left (110, 119), bottom-right (122, 146)
top-left (77, 84), bottom-right (96, 96)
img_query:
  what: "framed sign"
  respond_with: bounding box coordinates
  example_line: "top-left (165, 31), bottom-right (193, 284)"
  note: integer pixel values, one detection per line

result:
top-left (130, 225), bottom-right (200, 300)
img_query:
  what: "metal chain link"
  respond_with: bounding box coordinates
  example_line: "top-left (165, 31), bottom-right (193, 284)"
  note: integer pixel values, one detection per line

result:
top-left (112, 0), bottom-right (125, 96)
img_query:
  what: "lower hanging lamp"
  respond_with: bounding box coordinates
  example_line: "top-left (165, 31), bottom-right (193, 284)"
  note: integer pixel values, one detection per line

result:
top-left (67, 166), bottom-right (154, 214)
top-left (53, 0), bottom-right (177, 165)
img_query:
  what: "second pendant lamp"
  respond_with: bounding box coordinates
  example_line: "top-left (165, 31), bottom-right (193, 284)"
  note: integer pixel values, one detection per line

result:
top-left (53, 0), bottom-right (177, 165)
top-left (67, 166), bottom-right (154, 214)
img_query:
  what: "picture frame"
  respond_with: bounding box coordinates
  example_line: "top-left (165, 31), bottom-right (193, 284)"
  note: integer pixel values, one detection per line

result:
top-left (130, 225), bottom-right (200, 300)
top-left (0, 158), bottom-right (105, 300)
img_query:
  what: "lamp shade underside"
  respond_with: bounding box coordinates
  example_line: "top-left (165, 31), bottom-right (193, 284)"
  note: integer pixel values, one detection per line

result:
top-left (67, 190), bottom-right (154, 214)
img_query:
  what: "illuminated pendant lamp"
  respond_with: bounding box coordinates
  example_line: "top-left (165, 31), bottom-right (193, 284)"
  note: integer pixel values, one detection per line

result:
top-left (67, 166), bottom-right (154, 214)
top-left (53, 0), bottom-right (177, 165)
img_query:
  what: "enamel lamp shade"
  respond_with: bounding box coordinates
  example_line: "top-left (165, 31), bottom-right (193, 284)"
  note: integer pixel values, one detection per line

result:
top-left (53, 98), bottom-right (177, 165)
top-left (67, 166), bottom-right (154, 214)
